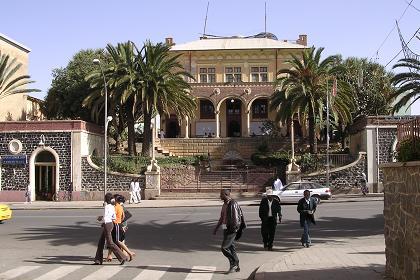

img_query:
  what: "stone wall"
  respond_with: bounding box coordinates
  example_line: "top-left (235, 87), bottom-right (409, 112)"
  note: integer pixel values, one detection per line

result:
top-left (81, 156), bottom-right (144, 192)
top-left (0, 132), bottom-right (72, 191)
top-left (378, 128), bottom-right (397, 181)
top-left (301, 153), bottom-right (366, 192)
top-left (381, 161), bottom-right (420, 280)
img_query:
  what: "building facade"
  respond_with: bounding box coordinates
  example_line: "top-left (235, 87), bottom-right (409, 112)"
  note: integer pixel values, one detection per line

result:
top-left (160, 33), bottom-right (308, 138)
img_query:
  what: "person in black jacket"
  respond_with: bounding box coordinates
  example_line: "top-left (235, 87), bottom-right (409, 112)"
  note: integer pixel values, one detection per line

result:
top-left (213, 189), bottom-right (243, 274)
top-left (259, 189), bottom-right (282, 250)
top-left (297, 190), bottom-right (317, 248)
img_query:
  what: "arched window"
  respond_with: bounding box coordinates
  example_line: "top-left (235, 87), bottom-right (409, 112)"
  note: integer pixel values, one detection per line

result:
top-left (252, 99), bottom-right (268, 119)
top-left (200, 100), bottom-right (215, 119)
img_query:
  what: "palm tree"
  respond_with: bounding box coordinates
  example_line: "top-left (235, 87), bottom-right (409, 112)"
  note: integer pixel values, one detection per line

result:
top-left (138, 41), bottom-right (196, 157)
top-left (0, 50), bottom-right (40, 99)
top-left (271, 47), bottom-right (354, 153)
top-left (390, 58), bottom-right (420, 113)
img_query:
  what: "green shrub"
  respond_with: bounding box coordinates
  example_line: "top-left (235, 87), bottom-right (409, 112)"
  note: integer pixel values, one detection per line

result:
top-left (296, 153), bottom-right (319, 173)
top-left (396, 138), bottom-right (420, 162)
top-left (251, 151), bottom-right (289, 167)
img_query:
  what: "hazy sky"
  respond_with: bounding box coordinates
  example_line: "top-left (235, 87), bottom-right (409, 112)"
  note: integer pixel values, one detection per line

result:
top-left (2, 0), bottom-right (419, 113)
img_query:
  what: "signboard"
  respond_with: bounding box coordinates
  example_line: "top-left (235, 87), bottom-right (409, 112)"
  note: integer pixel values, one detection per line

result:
top-left (0, 155), bottom-right (27, 165)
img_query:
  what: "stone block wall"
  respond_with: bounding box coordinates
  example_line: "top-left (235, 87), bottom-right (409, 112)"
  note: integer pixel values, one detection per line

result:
top-left (81, 157), bottom-right (145, 192)
top-left (381, 162), bottom-right (420, 280)
top-left (0, 132), bottom-right (72, 191)
top-left (301, 153), bottom-right (366, 191)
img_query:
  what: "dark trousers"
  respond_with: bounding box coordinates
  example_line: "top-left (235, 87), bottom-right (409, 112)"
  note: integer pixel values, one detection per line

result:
top-left (261, 217), bottom-right (276, 248)
top-left (95, 222), bottom-right (126, 263)
top-left (301, 219), bottom-right (311, 245)
top-left (221, 229), bottom-right (239, 267)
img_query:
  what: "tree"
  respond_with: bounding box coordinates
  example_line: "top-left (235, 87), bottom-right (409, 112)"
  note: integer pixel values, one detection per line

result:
top-left (138, 41), bottom-right (196, 157)
top-left (44, 49), bottom-right (105, 121)
top-left (339, 57), bottom-right (393, 118)
top-left (390, 58), bottom-right (420, 113)
top-left (0, 50), bottom-right (40, 99)
top-left (85, 42), bottom-right (143, 155)
top-left (271, 47), bottom-right (354, 153)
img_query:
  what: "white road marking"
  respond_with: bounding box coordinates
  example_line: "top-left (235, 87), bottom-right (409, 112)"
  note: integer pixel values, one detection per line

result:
top-left (0, 266), bottom-right (40, 279)
top-left (81, 266), bottom-right (124, 280)
top-left (32, 265), bottom-right (82, 280)
top-left (132, 265), bottom-right (170, 280)
top-left (185, 266), bottom-right (216, 280)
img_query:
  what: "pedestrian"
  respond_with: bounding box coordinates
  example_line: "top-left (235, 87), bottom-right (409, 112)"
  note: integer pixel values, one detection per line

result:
top-left (129, 180), bottom-right (138, 204)
top-left (134, 179), bottom-right (141, 203)
top-left (259, 189), bottom-right (282, 251)
top-left (92, 192), bottom-right (128, 265)
top-left (213, 189), bottom-right (244, 274)
top-left (361, 172), bottom-right (368, 195)
top-left (106, 194), bottom-right (135, 262)
top-left (160, 129), bottom-right (165, 139)
top-left (297, 190), bottom-right (317, 248)
top-left (25, 184), bottom-right (32, 204)
top-left (273, 177), bottom-right (283, 191)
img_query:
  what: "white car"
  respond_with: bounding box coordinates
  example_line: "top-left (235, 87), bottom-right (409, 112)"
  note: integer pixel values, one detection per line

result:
top-left (264, 181), bottom-right (332, 204)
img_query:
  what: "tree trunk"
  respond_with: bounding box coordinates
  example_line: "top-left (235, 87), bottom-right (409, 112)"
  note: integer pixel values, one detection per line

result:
top-left (308, 109), bottom-right (317, 154)
top-left (125, 98), bottom-right (136, 156)
top-left (142, 111), bottom-right (153, 157)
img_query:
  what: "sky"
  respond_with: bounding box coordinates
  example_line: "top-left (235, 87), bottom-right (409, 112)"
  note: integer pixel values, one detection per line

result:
top-left (2, 0), bottom-right (420, 113)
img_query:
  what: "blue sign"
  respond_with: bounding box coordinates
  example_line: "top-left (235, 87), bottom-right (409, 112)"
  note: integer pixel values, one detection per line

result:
top-left (1, 155), bottom-right (27, 165)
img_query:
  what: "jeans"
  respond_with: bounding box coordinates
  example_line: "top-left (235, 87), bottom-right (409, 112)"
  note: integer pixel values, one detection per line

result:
top-left (302, 219), bottom-right (311, 245)
top-left (221, 230), bottom-right (239, 267)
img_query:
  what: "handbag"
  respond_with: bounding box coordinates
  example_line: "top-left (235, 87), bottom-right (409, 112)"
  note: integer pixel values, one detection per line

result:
top-left (122, 209), bottom-right (132, 223)
top-left (235, 207), bottom-right (247, 241)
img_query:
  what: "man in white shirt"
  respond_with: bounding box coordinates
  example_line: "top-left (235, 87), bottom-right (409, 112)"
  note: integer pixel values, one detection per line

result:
top-left (129, 180), bottom-right (138, 204)
top-left (259, 189), bottom-right (282, 250)
top-left (134, 179), bottom-right (141, 203)
top-left (273, 177), bottom-right (283, 191)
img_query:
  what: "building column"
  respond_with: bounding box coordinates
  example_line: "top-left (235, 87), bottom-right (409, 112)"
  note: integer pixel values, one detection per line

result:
top-left (184, 116), bottom-right (189, 138)
top-left (215, 110), bottom-right (220, 138)
top-left (366, 128), bottom-right (378, 192)
top-left (245, 110), bottom-right (250, 137)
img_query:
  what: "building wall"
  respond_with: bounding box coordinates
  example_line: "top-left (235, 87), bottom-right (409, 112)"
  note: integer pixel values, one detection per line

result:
top-left (381, 162), bottom-right (420, 280)
top-left (0, 35), bottom-right (30, 121)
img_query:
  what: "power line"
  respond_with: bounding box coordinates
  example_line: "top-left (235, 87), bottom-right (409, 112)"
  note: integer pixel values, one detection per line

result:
top-left (405, 0), bottom-right (420, 13)
top-left (371, 0), bottom-right (414, 59)
top-left (384, 27), bottom-right (420, 67)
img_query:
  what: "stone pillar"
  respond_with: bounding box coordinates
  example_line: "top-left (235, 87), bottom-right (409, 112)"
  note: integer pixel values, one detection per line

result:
top-left (215, 110), bottom-right (220, 138)
top-left (185, 116), bottom-right (189, 139)
top-left (286, 119), bottom-right (301, 183)
top-left (245, 110), bottom-right (250, 137)
top-left (144, 170), bottom-right (160, 199)
top-left (366, 128), bottom-right (378, 193)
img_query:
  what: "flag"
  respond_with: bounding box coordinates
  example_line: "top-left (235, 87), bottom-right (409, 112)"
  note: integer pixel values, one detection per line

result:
top-left (332, 78), bottom-right (337, 97)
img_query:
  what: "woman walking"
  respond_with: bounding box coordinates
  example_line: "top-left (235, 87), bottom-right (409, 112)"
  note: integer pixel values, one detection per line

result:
top-left (106, 194), bottom-right (135, 262)
top-left (93, 193), bottom-right (128, 265)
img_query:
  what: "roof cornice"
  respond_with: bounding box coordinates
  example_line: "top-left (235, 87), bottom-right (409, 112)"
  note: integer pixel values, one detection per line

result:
top-left (0, 33), bottom-right (31, 53)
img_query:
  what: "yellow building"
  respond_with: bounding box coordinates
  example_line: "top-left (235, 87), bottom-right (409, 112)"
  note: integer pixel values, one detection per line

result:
top-left (0, 33), bottom-right (43, 121)
top-left (162, 33), bottom-right (308, 138)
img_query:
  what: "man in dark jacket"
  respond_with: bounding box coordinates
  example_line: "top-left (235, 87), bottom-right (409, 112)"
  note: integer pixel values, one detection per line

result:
top-left (259, 189), bottom-right (282, 250)
top-left (297, 189), bottom-right (317, 248)
top-left (213, 189), bottom-right (243, 274)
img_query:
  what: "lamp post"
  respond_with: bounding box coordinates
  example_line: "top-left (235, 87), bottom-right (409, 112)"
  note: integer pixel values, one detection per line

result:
top-left (93, 58), bottom-right (110, 196)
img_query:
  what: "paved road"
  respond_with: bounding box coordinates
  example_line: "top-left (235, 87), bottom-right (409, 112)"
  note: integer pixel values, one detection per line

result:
top-left (0, 201), bottom-right (383, 280)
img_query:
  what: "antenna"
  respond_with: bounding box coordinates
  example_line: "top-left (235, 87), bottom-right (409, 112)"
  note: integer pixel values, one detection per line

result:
top-left (203, 1), bottom-right (210, 38)
top-left (264, 2), bottom-right (267, 37)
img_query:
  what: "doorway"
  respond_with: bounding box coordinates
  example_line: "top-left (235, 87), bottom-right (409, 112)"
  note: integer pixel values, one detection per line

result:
top-left (34, 151), bottom-right (56, 201)
top-left (226, 99), bottom-right (241, 137)
top-left (166, 115), bottom-right (180, 138)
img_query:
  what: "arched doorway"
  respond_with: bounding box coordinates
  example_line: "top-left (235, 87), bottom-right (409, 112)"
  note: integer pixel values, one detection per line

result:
top-left (34, 150), bottom-right (57, 201)
top-left (226, 98), bottom-right (242, 137)
top-left (166, 114), bottom-right (180, 138)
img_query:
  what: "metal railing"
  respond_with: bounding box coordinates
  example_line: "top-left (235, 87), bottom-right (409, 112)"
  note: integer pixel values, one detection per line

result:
top-left (397, 118), bottom-right (420, 143)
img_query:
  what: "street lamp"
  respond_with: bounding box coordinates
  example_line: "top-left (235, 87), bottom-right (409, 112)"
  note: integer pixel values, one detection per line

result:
top-left (93, 58), bottom-right (110, 196)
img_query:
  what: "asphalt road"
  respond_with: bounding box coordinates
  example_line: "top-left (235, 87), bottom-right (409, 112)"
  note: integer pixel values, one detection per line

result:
top-left (0, 201), bottom-right (384, 280)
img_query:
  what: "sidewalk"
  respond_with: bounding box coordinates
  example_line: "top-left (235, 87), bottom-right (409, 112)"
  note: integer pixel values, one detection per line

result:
top-left (254, 236), bottom-right (385, 280)
top-left (6, 193), bottom-right (383, 210)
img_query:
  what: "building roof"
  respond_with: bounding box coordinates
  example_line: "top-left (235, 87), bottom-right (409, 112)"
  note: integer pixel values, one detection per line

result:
top-left (171, 37), bottom-right (307, 52)
top-left (0, 33), bottom-right (31, 53)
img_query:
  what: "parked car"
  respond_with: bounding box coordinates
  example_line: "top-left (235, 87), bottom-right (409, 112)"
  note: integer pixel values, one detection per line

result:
top-left (0, 204), bottom-right (12, 223)
top-left (263, 181), bottom-right (332, 204)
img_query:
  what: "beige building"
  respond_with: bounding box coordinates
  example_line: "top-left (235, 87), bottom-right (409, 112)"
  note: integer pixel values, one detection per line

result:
top-left (162, 33), bottom-right (308, 138)
top-left (0, 33), bottom-right (43, 121)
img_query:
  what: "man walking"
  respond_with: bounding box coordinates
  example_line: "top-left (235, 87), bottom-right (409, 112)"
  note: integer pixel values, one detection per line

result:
top-left (134, 179), bottom-right (141, 203)
top-left (259, 189), bottom-right (282, 250)
top-left (297, 190), bottom-right (317, 248)
top-left (213, 189), bottom-right (243, 274)
top-left (129, 180), bottom-right (138, 204)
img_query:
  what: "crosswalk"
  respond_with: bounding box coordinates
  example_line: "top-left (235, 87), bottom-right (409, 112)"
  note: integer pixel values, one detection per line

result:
top-left (0, 265), bottom-right (220, 280)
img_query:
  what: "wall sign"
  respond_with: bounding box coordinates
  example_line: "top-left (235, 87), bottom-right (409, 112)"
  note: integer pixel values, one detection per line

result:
top-left (1, 155), bottom-right (27, 165)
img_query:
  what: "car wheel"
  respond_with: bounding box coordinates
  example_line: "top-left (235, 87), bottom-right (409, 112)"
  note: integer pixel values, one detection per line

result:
top-left (312, 195), bottom-right (321, 204)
